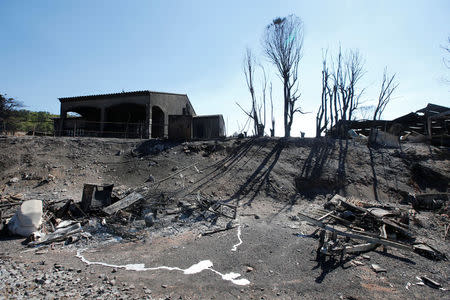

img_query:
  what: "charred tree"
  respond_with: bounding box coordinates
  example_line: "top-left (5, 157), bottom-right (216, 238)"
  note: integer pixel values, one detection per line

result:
top-left (316, 48), bottom-right (365, 137)
top-left (269, 82), bottom-right (275, 137)
top-left (334, 48), bottom-right (365, 134)
top-left (263, 15), bottom-right (304, 137)
top-left (238, 48), bottom-right (266, 136)
top-left (316, 53), bottom-right (331, 137)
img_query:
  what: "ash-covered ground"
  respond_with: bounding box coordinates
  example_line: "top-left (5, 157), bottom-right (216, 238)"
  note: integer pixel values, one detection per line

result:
top-left (0, 136), bottom-right (449, 299)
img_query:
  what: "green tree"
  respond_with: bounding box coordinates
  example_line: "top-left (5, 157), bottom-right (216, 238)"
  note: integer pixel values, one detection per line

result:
top-left (0, 93), bottom-right (23, 134)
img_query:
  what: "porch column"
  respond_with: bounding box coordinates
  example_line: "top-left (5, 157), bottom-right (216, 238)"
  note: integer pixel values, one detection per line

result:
top-left (146, 104), bottom-right (151, 139)
top-left (58, 110), bottom-right (67, 136)
top-left (164, 113), bottom-right (169, 138)
top-left (100, 107), bottom-right (106, 136)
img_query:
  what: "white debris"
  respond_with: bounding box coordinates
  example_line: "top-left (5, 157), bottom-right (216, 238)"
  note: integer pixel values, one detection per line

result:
top-left (371, 263), bottom-right (387, 273)
top-left (231, 222), bottom-right (243, 252)
top-left (8, 200), bottom-right (43, 237)
top-left (76, 250), bottom-right (250, 286)
top-left (183, 260), bottom-right (213, 274)
top-left (8, 177), bottom-right (19, 184)
top-left (56, 220), bottom-right (77, 229)
top-left (214, 271), bottom-right (250, 286)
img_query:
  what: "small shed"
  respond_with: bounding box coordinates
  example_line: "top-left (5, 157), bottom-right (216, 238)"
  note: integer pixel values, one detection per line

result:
top-left (193, 115), bottom-right (225, 139)
top-left (168, 115), bottom-right (193, 140)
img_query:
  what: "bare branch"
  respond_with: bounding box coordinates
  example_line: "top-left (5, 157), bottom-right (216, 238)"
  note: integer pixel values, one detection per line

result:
top-left (442, 36), bottom-right (450, 69)
top-left (241, 48), bottom-right (267, 136)
top-left (316, 47), bottom-right (365, 136)
top-left (242, 48), bottom-right (260, 135)
top-left (235, 101), bottom-right (253, 119)
top-left (260, 64), bottom-right (267, 134)
top-left (373, 68), bottom-right (399, 120)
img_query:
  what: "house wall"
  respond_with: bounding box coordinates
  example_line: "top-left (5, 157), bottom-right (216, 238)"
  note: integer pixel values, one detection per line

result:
top-left (149, 93), bottom-right (195, 138)
top-left (168, 115), bottom-right (193, 140)
top-left (369, 129), bottom-right (400, 148)
top-left (193, 115), bottom-right (225, 139)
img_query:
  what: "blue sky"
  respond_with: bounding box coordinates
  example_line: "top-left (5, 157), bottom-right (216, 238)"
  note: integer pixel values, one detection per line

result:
top-left (1, 0), bottom-right (449, 136)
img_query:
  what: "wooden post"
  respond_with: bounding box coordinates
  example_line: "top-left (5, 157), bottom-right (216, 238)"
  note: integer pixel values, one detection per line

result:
top-left (100, 108), bottom-right (105, 137)
top-left (427, 117), bottom-right (432, 141)
top-left (317, 229), bottom-right (326, 261)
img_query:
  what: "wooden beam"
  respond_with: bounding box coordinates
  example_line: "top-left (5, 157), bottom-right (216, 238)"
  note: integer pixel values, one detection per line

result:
top-left (298, 212), bottom-right (413, 252)
top-left (317, 211), bottom-right (334, 221)
top-left (28, 223), bottom-right (82, 246)
top-left (103, 192), bottom-right (144, 215)
top-left (344, 243), bottom-right (379, 254)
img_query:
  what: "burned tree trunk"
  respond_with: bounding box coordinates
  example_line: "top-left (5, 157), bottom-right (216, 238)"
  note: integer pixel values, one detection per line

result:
top-left (270, 82), bottom-right (275, 137)
top-left (263, 15), bottom-right (304, 137)
top-left (316, 55), bottom-right (330, 137)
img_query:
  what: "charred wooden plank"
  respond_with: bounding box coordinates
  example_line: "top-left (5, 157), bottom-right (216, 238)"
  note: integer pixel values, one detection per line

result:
top-left (298, 212), bottom-right (413, 252)
top-left (103, 192), bottom-right (144, 215)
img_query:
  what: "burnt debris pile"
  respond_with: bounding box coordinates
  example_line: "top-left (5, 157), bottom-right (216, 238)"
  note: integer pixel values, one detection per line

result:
top-left (0, 182), bottom-right (238, 248)
top-left (298, 193), bottom-right (448, 262)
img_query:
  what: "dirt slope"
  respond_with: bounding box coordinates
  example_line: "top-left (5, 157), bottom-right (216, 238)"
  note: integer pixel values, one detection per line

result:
top-left (1, 136), bottom-right (448, 204)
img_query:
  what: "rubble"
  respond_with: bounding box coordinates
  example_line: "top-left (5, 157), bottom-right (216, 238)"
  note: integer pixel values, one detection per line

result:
top-left (10, 193), bottom-right (24, 200)
top-left (420, 276), bottom-right (442, 289)
top-left (201, 223), bottom-right (238, 236)
top-left (28, 222), bottom-right (82, 246)
top-left (370, 264), bottom-right (387, 273)
top-left (297, 194), bottom-right (447, 262)
top-left (409, 193), bottom-right (448, 211)
top-left (145, 174), bottom-right (155, 183)
top-left (8, 177), bottom-right (19, 184)
top-left (144, 211), bottom-right (155, 227)
top-left (1, 177), bottom-right (241, 251)
top-left (81, 184), bottom-right (114, 213)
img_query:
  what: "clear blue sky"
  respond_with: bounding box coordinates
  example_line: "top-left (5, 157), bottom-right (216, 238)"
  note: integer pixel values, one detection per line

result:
top-left (1, 0), bottom-right (449, 136)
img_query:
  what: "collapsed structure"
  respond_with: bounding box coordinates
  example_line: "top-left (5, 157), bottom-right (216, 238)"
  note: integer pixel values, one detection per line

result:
top-left (328, 103), bottom-right (450, 146)
top-left (53, 90), bottom-right (225, 140)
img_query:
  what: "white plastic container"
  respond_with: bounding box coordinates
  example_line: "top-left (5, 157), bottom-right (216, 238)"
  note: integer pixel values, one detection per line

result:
top-left (8, 200), bottom-right (43, 237)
